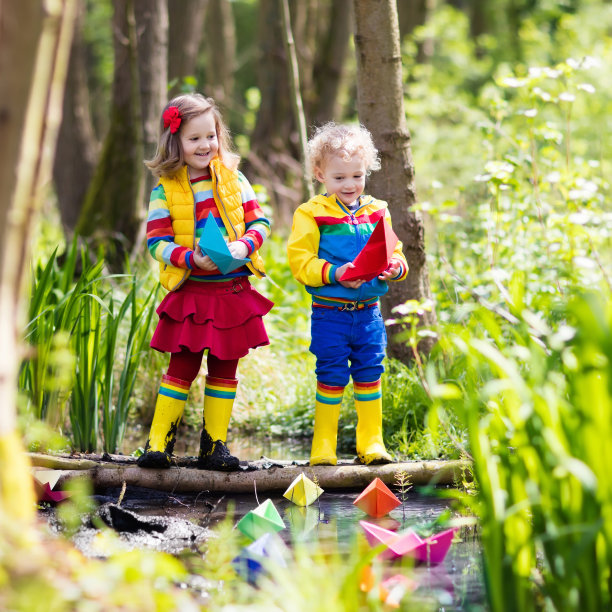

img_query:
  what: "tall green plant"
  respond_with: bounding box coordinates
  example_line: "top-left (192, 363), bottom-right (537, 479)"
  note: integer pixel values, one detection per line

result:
top-left (429, 293), bottom-right (611, 611)
top-left (20, 238), bottom-right (159, 453)
top-left (100, 279), bottom-right (158, 453)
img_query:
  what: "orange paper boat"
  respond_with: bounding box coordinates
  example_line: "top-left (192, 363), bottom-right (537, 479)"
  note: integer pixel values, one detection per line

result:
top-left (339, 218), bottom-right (398, 282)
top-left (360, 520), bottom-right (458, 564)
top-left (353, 477), bottom-right (401, 518)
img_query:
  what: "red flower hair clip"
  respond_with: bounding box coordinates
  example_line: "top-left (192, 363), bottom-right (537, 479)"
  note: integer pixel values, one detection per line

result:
top-left (163, 106), bottom-right (182, 134)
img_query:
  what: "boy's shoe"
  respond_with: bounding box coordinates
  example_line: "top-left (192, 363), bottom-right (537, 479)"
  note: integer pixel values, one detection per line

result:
top-left (137, 448), bottom-right (172, 468)
top-left (356, 443), bottom-right (393, 465)
top-left (197, 430), bottom-right (240, 471)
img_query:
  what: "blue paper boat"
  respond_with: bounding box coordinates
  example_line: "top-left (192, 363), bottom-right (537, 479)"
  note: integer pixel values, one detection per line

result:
top-left (232, 532), bottom-right (288, 584)
top-left (199, 212), bottom-right (250, 274)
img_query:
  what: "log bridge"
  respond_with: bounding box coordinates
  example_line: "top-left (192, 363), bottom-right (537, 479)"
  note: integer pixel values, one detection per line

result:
top-left (28, 453), bottom-right (470, 494)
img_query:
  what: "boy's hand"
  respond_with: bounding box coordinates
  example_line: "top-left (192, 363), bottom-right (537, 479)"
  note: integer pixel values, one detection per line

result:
top-left (336, 262), bottom-right (365, 288)
top-left (193, 246), bottom-right (219, 271)
top-left (378, 260), bottom-right (401, 281)
top-left (228, 241), bottom-right (249, 260)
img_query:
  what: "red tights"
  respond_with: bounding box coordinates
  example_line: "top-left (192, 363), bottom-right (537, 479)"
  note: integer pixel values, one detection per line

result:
top-left (166, 350), bottom-right (238, 384)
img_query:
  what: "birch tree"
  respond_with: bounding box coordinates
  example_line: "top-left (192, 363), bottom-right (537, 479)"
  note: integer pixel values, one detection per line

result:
top-left (0, 0), bottom-right (77, 523)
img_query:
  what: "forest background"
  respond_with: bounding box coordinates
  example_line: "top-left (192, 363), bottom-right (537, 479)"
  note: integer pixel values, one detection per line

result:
top-left (1, 0), bottom-right (611, 610)
top-left (20, 0), bottom-right (610, 460)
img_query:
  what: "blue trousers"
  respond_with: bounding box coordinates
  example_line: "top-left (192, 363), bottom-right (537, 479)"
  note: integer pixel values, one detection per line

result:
top-left (309, 305), bottom-right (387, 387)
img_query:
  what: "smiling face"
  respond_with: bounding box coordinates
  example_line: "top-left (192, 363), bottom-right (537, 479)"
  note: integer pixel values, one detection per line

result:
top-left (179, 111), bottom-right (219, 176)
top-left (314, 153), bottom-right (367, 207)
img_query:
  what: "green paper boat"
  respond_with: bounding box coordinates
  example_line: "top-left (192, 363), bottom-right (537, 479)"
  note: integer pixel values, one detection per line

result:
top-left (237, 498), bottom-right (286, 540)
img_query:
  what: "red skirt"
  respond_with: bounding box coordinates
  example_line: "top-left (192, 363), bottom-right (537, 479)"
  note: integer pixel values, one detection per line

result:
top-left (150, 277), bottom-right (274, 360)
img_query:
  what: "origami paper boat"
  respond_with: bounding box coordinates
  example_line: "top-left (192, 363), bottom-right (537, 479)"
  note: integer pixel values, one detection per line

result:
top-left (283, 473), bottom-right (324, 506)
top-left (236, 498), bottom-right (286, 540)
top-left (360, 520), bottom-right (458, 564)
top-left (232, 532), bottom-right (288, 585)
top-left (353, 477), bottom-right (401, 518)
top-left (199, 212), bottom-right (250, 274)
top-left (32, 469), bottom-right (71, 503)
top-left (339, 218), bottom-right (398, 282)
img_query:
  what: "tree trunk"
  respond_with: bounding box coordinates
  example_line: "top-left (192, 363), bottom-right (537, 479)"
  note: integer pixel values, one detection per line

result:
top-left (280, 0), bottom-right (313, 197)
top-left (28, 452), bottom-right (468, 492)
top-left (168, 0), bottom-right (208, 95)
top-left (53, 1), bottom-right (99, 234)
top-left (134, 0), bottom-right (168, 197)
top-left (203, 0), bottom-right (236, 112)
top-left (310, 0), bottom-right (352, 126)
top-left (353, 0), bottom-right (437, 362)
top-left (246, 0), bottom-right (301, 226)
top-left (0, 0), bottom-right (77, 523)
top-left (76, 0), bottom-right (144, 269)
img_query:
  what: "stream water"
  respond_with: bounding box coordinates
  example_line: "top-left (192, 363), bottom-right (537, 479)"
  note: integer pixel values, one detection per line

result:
top-left (67, 430), bottom-right (486, 609)
top-left (72, 483), bottom-right (485, 611)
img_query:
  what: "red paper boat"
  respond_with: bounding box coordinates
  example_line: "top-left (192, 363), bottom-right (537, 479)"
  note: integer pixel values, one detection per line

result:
top-left (353, 477), bottom-right (401, 518)
top-left (360, 520), bottom-right (457, 564)
top-left (340, 218), bottom-right (398, 282)
top-left (34, 481), bottom-right (71, 503)
top-left (32, 469), bottom-right (72, 504)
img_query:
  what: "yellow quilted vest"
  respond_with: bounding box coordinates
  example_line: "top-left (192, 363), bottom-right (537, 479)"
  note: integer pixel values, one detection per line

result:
top-left (158, 158), bottom-right (266, 291)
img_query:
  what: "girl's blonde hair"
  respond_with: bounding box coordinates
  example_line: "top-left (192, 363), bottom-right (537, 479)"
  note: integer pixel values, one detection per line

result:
top-left (306, 122), bottom-right (381, 179)
top-left (145, 93), bottom-right (239, 178)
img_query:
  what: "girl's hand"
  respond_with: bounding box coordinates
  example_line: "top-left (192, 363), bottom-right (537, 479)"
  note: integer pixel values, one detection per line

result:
top-left (336, 262), bottom-right (365, 289)
top-left (378, 260), bottom-right (401, 281)
top-left (228, 240), bottom-right (249, 260)
top-left (193, 246), bottom-right (218, 271)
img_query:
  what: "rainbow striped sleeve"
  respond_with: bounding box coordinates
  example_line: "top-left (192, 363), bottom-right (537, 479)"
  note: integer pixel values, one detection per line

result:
top-left (389, 259), bottom-right (408, 281)
top-left (146, 184), bottom-right (195, 269)
top-left (315, 381), bottom-right (344, 405)
top-left (204, 376), bottom-right (238, 400)
top-left (353, 380), bottom-right (382, 402)
top-left (321, 262), bottom-right (339, 285)
top-left (237, 172), bottom-right (271, 255)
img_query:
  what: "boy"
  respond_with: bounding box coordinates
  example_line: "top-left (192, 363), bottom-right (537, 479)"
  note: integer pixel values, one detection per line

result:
top-left (287, 123), bottom-right (408, 465)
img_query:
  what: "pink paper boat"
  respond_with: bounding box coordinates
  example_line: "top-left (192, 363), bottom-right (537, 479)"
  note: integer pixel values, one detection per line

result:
top-left (360, 521), bottom-right (422, 560)
top-left (410, 527), bottom-right (457, 564)
top-left (360, 521), bottom-right (457, 564)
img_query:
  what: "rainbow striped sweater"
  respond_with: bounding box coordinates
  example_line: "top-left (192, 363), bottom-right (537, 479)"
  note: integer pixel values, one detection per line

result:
top-left (146, 170), bottom-right (270, 282)
top-left (287, 194), bottom-right (408, 304)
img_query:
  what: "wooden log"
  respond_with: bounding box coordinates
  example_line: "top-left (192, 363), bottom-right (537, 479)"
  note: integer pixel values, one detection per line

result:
top-left (38, 457), bottom-right (469, 494)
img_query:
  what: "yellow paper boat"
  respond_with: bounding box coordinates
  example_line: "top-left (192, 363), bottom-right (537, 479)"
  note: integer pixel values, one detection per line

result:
top-left (282, 473), bottom-right (324, 506)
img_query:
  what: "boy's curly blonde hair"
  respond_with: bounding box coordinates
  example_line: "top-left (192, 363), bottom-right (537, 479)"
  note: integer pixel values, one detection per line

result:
top-left (306, 122), bottom-right (381, 178)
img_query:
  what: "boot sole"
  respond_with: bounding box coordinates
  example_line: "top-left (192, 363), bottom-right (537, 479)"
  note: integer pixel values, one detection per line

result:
top-left (137, 451), bottom-right (171, 468)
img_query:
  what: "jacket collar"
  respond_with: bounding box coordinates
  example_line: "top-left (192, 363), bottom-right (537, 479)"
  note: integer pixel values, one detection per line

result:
top-left (312, 193), bottom-right (374, 211)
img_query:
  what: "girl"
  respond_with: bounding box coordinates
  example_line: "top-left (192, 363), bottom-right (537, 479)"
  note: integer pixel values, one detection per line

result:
top-left (287, 123), bottom-right (408, 466)
top-left (138, 94), bottom-right (273, 471)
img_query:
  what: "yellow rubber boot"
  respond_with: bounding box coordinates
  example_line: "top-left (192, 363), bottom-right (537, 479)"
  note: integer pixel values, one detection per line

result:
top-left (197, 376), bottom-right (240, 471)
top-left (310, 382), bottom-right (344, 466)
top-left (137, 375), bottom-right (189, 468)
top-left (354, 380), bottom-right (393, 465)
